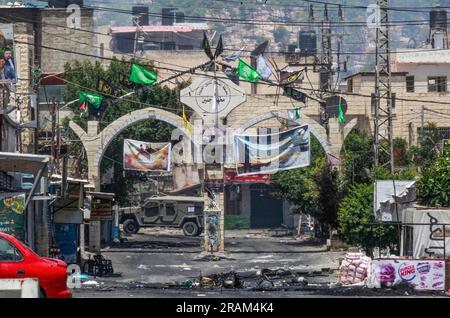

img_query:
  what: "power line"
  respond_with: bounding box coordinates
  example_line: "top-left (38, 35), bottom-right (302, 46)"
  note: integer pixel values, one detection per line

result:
top-left (35, 0), bottom-right (450, 28)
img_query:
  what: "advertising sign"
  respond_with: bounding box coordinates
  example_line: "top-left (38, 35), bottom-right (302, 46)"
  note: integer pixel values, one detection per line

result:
top-left (370, 259), bottom-right (445, 290)
top-left (0, 193), bottom-right (25, 241)
top-left (90, 197), bottom-right (112, 221)
top-left (123, 139), bottom-right (171, 172)
top-left (0, 24), bottom-right (17, 83)
top-left (233, 125), bottom-right (310, 176)
top-left (224, 169), bottom-right (270, 183)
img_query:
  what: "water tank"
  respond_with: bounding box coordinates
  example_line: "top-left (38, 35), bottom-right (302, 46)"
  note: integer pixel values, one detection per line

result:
top-left (430, 7), bottom-right (447, 31)
top-left (288, 44), bottom-right (297, 52)
top-left (162, 7), bottom-right (176, 26)
top-left (298, 30), bottom-right (317, 56)
top-left (132, 5), bottom-right (149, 26)
top-left (175, 12), bottom-right (185, 23)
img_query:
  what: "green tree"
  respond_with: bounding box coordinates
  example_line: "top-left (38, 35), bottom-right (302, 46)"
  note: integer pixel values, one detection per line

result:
top-left (338, 184), bottom-right (398, 257)
top-left (271, 137), bottom-right (342, 235)
top-left (407, 122), bottom-right (441, 169)
top-left (416, 154), bottom-right (450, 207)
top-left (310, 157), bottom-right (341, 231)
top-left (341, 130), bottom-right (374, 187)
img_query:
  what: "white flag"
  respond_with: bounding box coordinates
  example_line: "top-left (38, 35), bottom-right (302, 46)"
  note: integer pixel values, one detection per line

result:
top-left (223, 47), bottom-right (245, 62)
top-left (256, 54), bottom-right (273, 81)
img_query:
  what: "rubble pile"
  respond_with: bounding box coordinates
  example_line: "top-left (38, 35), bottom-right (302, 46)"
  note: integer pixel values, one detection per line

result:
top-left (199, 271), bottom-right (243, 289)
top-left (339, 253), bottom-right (371, 285)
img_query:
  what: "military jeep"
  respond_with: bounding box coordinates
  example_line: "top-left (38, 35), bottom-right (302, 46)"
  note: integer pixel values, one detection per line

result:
top-left (119, 196), bottom-right (204, 236)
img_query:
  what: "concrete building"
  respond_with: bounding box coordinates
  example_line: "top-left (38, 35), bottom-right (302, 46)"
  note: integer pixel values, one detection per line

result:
top-left (0, 4), bottom-right (94, 153)
top-left (0, 4), bottom-right (99, 258)
top-left (344, 49), bottom-right (450, 146)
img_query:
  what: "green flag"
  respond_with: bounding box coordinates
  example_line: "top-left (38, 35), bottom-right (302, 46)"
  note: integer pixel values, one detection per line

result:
top-left (129, 64), bottom-right (157, 85)
top-left (237, 59), bottom-right (260, 83)
top-left (338, 96), bottom-right (345, 124)
top-left (79, 91), bottom-right (103, 109)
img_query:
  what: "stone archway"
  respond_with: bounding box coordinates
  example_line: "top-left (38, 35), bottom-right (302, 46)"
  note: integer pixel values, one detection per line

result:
top-left (69, 107), bottom-right (190, 189)
top-left (239, 111), bottom-right (358, 160)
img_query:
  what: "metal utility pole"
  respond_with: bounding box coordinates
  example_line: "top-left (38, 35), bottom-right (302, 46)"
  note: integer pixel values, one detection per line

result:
top-left (132, 16), bottom-right (141, 57)
top-left (420, 105), bottom-right (425, 145)
top-left (373, 0), bottom-right (394, 173)
top-left (51, 97), bottom-right (57, 167)
top-left (319, 4), bottom-right (333, 129)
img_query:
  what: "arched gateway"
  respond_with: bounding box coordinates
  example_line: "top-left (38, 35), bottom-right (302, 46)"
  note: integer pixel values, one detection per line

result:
top-left (69, 107), bottom-right (189, 189)
top-left (239, 111), bottom-right (358, 158)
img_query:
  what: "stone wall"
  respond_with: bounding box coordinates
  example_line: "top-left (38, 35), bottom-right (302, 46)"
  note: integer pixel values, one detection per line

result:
top-left (39, 8), bottom-right (95, 73)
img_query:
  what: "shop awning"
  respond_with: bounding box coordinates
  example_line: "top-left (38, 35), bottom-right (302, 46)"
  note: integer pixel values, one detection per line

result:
top-left (0, 152), bottom-right (51, 210)
top-left (0, 152), bottom-right (50, 175)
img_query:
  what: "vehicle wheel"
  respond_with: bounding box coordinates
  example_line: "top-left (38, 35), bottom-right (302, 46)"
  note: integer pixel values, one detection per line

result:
top-left (123, 219), bottom-right (139, 234)
top-left (182, 221), bottom-right (199, 236)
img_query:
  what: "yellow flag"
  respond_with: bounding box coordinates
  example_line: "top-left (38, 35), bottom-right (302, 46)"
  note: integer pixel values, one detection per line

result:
top-left (183, 107), bottom-right (190, 135)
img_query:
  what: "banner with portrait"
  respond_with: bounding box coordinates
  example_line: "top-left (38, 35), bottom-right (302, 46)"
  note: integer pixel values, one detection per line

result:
top-left (0, 193), bottom-right (25, 241)
top-left (123, 139), bottom-right (171, 172)
top-left (0, 24), bottom-right (17, 84)
top-left (233, 125), bottom-right (310, 176)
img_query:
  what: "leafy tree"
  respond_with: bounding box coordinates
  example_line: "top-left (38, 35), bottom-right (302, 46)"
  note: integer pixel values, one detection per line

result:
top-left (406, 122), bottom-right (441, 169)
top-left (271, 137), bottom-right (342, 235)
top-left (310, 157), bottom-right (341, 231)
top-left (341, 130), bottom-right (374, 187)
top-left (416, 154), bottom-right (450, 207)
top-left (338, 183), bottom-right (398, 257)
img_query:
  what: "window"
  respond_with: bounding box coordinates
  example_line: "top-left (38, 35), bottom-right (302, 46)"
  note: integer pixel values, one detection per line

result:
top-left (165, 203), bottom-right (176, 216)
top-left (144, 203), bottom-right (159, 217)
top-left (347, 78), bottom-right (353, 93)
top-left (406, 76), bottom-right (415, 92)
top-left (428, 76), bottom-right (447, 92)
top-left (0, 237), bottom-right (23, 262)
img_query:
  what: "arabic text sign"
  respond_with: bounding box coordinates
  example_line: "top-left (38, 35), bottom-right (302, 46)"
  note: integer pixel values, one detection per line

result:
top-left (370, 259), bottom-right (445, 290)
top-left (0, 193), bottom-right (25, 241)
top-left (233, 125), bottom-right (310, 176)
top-left (123, 139), bottom-right (171, 171)
top-left (90, 198), bottom-right (113, 221)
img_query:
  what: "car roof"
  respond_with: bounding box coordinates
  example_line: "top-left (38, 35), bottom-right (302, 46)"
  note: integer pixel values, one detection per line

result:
top-left (144, 195), bottom-right (204, 203)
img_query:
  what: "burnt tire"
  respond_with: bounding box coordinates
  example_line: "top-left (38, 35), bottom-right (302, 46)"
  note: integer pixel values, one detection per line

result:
top-left (123, 219), bottom-right (139, 234)
top-left (182, 221), bottom-right (199, 236)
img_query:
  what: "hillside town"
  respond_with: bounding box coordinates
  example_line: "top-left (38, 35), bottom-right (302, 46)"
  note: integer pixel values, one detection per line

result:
top-left (0, 0), bottom-right (449, 302)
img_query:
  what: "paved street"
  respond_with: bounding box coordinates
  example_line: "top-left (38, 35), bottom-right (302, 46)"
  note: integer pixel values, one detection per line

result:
top-left (72, 229), bottom-right (345, 297)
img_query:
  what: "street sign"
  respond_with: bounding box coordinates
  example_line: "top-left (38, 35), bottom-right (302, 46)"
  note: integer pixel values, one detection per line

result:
top-left (180, 72), bottom-right (246, 119)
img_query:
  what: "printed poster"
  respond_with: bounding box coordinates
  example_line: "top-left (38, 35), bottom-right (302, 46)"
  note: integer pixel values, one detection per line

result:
top-left (0, 193), bottom-right (25, 241)
top-left (123, 139), bottom-right (171, 172)
top-left (370, 259), bottom-right (445, 290)
top-left (0, 24), bottom-right (17, 83)
top-left (233, 125), bottom-right (310, 176)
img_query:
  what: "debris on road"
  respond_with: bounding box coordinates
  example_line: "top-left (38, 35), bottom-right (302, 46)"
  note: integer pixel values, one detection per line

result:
top-left (199, 271), bottom-right (243, 289)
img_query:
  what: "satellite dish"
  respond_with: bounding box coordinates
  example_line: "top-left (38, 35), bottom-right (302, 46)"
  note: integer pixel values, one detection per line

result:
top-left (325, 95), bottom-right (347, 116)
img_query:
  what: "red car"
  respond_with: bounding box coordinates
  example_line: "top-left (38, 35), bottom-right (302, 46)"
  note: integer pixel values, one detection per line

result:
top-left (0, 232), bottom-right (72, 298)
